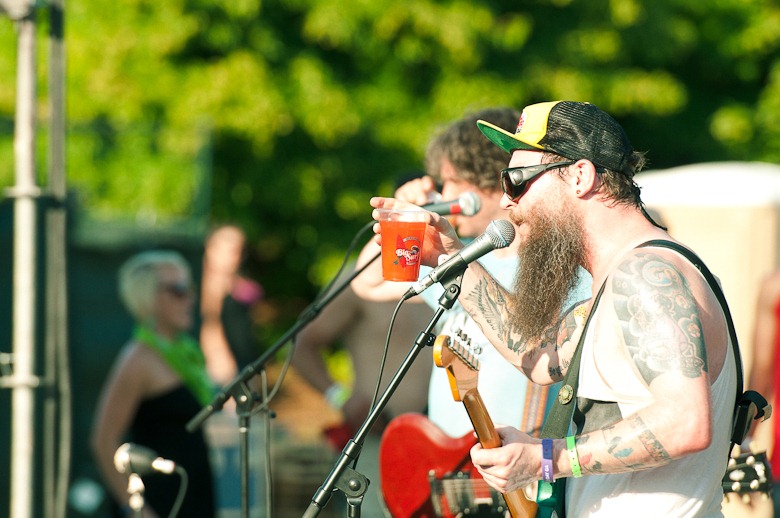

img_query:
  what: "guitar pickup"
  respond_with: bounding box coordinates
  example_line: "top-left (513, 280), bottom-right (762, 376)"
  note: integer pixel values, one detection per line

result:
top-left (429, 470), bottom-right (506, 517)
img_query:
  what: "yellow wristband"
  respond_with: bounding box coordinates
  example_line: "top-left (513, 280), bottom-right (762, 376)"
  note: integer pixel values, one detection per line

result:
top-left (566, 435), bottom-right (582, 478)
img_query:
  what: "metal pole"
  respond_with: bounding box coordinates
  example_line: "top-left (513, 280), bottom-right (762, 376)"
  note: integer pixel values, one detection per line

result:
top-left (45, 0), bottom-right (70, 516)
top-left (10, 6), bottom-right (39, 518)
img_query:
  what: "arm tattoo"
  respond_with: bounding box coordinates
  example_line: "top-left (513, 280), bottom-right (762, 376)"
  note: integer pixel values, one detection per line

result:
top-left (463, 280), bottom-right (587, 380)
top-left (612, 252), bottom-right (707, 384)
top-left (575, 434), bottom-right (604, 474)
top-left (545, 306), bottom-right (585, 378)
top-left (605, 427), bottom-right (635, 464)
top-left (595, 415), bottom-right (671, 472)
top-left (628, 414), bottom-right (671, 463)
top-left (464, 277), bottom-right (528, 353)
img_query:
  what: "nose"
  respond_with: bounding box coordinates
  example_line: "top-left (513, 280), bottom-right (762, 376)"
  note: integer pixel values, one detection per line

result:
top-left (499, 193), bottom-right (516, 210)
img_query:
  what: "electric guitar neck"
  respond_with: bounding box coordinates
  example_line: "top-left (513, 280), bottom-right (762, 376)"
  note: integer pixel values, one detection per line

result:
top-left (434, 332), bottom-right (538, 518)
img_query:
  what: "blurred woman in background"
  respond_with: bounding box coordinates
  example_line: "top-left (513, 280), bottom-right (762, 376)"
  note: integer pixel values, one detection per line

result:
top-left (91, 250), bottom-right (216, 517)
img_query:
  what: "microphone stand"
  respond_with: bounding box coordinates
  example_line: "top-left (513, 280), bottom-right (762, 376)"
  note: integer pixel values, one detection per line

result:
top-left (302, 274), bottom-right (465, 518)
top-left (186, 252), bottom-right (382, 518)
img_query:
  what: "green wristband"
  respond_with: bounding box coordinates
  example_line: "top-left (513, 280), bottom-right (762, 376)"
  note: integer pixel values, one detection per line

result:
top-left (566, 435), bottom-right (582, 478)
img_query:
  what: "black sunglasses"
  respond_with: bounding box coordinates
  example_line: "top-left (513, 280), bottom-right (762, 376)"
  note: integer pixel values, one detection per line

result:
top-left (158, 282), bottom-right (193, 298)
top-left (500, 161), bottom-right (575, 200)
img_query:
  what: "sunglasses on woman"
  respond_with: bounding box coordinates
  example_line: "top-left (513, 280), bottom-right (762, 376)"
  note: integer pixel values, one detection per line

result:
top-left (500, 161), bottom-right (575, 200)
top-left (159, 282), bottom-right (193, 298)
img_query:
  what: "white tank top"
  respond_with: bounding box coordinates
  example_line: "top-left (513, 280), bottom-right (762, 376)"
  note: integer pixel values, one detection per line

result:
top-left (566, 266), bottom-right (736, 517)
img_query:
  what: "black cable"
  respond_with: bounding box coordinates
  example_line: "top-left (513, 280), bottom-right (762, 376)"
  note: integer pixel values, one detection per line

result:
top-left (353, 296), bottom-right (406, 471)
top-left (167, 467), bottom-right (188, 518)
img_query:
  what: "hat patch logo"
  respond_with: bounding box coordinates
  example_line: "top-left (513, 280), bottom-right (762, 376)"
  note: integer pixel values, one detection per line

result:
top-left (515, 112), bottom-right (526, 134)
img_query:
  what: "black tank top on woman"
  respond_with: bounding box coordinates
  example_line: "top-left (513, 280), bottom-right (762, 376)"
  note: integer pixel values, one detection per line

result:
top-left (127, 385), bottom-right (216, 518)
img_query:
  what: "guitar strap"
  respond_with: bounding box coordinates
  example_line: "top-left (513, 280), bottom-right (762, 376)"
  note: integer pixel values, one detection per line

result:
top-left (539, 280), bottom-right (606, 440)
top-left (635, 239), bottom-right (769, 451)
top-left (534, 279), bottom-right (606, 518)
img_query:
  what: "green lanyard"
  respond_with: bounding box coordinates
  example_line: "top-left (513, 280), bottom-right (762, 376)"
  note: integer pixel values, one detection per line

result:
top-left (134, 324), bottom-right (216, 406)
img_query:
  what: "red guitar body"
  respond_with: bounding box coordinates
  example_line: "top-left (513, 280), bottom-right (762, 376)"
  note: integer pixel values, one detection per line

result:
top-left (379, 413), bottom-right (499, 518)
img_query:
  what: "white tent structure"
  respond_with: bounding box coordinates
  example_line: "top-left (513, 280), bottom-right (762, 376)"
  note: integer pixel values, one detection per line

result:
top-left (637, 161), bottom-right (780, 358)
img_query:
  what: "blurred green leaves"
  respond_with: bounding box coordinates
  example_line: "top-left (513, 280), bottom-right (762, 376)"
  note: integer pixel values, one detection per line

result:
top-left (2, 0), bottom-right (780, 337)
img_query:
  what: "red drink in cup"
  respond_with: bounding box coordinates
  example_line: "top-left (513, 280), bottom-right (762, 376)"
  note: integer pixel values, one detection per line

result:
top-left (377, 209), bottom-right (427, 282)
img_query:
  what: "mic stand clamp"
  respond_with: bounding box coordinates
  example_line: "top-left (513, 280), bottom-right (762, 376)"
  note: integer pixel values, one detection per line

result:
top-left (302, 273), bottom-right (463, 517)
top-left (437, 274), bottom-right (464, 310)
top-left (335, 463), bottom-right (369, 518)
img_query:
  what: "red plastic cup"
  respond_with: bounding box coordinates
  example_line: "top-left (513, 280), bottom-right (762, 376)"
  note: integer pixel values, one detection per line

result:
top-left (377, 208), bottom-right (427, 282)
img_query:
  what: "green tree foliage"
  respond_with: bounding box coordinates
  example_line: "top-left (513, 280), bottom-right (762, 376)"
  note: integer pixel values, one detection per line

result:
top-left (1, 0), bottom-right (780, 340)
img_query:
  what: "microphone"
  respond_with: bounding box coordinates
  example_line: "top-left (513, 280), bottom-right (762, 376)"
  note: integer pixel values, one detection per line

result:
top-left (422, 192), bottom-right (481, 217)
top-left (114, 443), bottom-right (177, 476)
top-left (404, 219), bottom-right (515, 299)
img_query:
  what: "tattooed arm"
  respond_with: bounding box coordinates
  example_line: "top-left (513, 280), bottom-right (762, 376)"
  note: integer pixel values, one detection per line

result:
top-left (471, 251), bottom-right (716, 491)
top-left (570, 252), bottom-right (713, 473)
top-left (445, 262), bottom-right (588, 385)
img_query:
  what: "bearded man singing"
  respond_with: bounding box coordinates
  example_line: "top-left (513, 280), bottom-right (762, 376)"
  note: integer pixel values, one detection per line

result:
top-left (367, 100), bottom-right (738, 517)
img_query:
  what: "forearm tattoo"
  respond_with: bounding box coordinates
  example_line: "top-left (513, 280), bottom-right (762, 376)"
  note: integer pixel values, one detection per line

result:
top-left (629, 414), bottom-right (671, 463)
top-left (464, 277), bottom-right (526, 352)
top-left (464, 277), bottom-right (585, 381)
top-left (579, 414), bottom-right (671, 474)
top-left (612, 252), bottom-right (707, 385)
top-left (576, 435), bottom-right (604, 474)
top-left (604, 414), bottom-right (670, 469)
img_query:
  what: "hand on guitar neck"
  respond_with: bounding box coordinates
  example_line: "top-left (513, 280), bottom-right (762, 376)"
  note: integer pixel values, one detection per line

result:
top-left (434, 332), bottom-right (538, 518)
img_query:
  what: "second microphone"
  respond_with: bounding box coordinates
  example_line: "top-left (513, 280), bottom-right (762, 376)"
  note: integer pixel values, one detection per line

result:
top-left (422, 191), bottom-right (481, 217)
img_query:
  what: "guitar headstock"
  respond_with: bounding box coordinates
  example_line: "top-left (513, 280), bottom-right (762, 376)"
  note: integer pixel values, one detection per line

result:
top-left (433, 331), bottom-right (480, 402)
top-left (722, 450), bottom-right (773, 501)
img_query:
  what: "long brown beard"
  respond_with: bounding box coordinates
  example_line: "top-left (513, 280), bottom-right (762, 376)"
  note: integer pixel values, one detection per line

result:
top-left (508, 203), bottom-right (587, 343)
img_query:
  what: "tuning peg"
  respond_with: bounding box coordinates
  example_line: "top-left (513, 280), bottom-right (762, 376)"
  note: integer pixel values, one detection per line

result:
top-left (729, 469), bottom-right (745, 482)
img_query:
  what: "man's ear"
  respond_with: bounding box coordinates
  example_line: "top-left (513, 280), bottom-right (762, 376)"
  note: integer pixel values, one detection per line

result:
top-left (570, 159), bottom-right (599, 197)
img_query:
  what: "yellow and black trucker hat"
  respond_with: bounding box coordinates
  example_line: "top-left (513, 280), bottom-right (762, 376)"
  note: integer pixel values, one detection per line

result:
top-left (477, 101), bottom-right (634, 175)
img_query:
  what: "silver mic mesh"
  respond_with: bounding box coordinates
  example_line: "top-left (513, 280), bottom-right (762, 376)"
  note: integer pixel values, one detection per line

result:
top-left (485, 220), bottom-right (516, 248)
top-left (458, 192), bottom-right (482, 217)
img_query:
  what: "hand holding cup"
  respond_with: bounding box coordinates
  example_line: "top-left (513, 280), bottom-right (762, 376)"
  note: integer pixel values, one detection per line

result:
top-left (376, 208), bottom-right (427, 282)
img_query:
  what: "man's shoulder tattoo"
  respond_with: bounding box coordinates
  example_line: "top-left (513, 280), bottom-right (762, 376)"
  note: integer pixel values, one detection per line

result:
top-left (611, 252), bottom-right (708, 384)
